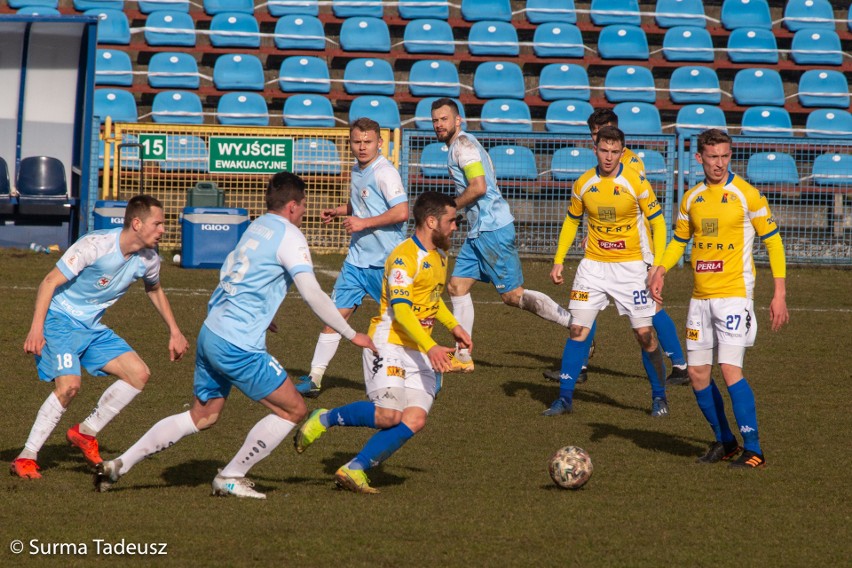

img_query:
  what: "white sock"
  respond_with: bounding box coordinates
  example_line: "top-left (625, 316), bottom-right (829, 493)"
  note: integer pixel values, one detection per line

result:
top-left (451, 293), bottom-right (474, 358)
top-left (116, 410), bottom-right (199, 475)
top-left (81, 380), bottom-right (142, 436)
top-left (219, 414), bottom-right (296, 478)
top-left (519, 289), bottom-right (572, 328)
top-left (20, 393), bottom-right (66, 459)
top-left (308, 332), bottom-right (342, 386)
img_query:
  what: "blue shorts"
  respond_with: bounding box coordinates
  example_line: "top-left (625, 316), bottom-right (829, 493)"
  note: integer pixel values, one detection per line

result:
top-left (36, 310), bottom-right (132, 381)
top-left (452, 224), bottom-right (524, 293)
top-left (331, 262), bottom-right (383, 310)
top-left (193, 324), bottom-right (288, 402)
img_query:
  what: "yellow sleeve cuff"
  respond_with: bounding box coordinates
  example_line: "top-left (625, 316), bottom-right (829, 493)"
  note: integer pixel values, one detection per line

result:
top-left (553, 215), bottom-right (581, 264)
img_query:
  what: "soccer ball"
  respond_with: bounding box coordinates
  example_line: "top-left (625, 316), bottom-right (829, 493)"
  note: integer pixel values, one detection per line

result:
top-left (548, 446), bottom-right (593, 490)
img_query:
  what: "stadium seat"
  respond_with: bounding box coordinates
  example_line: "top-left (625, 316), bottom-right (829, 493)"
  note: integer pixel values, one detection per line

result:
top-left (806, 109), bottom-right (852, 138)
top-left (732, 68), bottom-right (784, 106)
top-left (526, 0), bottom-right (576, 24)
top-left (746, 152), bottom-right (799, 185)
top-left (408, 60), bottom-right (459, 97)
top-left (148, 52), bottom-right (199, 89)
top-left (662, 27), bottom-right (714, 62)
top-left (675, 105), bottom-right (727, 137)
top-left (539, 64), bottom-right (589, 102)
top-left (461, 0), bottom-right (511, 22)
top-left (85, 9), bottom-right (130, 45)
top-left (398, 0), bottom-right (449, 20)
top-left (293, 138), bottom-right (342, 175)
top-left (797, 70), bottom-right (850, 109)
top-left (209, 12), bottom-right (260, 48)
top-left (145, 11), bottom-right (196, 47)
top-left (344, 58), bottom-right (395, 95)
top-left (75, 0), bottom-right (123, 11)
top-left (480, 99), bottom-right (532, 132)
top-left (848, 3), bottom-right (852, 32)
top-left (403, 19), bottom-right (454, 55)
top-left (597, 25), bottom-right (649, 60)
top-left (282, 94), bottom-right (336, 127)
top-left (203, 0), bottom-right (253, 15)
top-left (655, 0), bottom-right (706, 28)
top-left (813, 153), bottom-right (852, 186)
top-left (94, 88), bottom-right (137, 123)
top-left (413, 97), bottom-right (466, 130)
top-left (138, 0), bottom-right (189, 14)
top-left (791, 30), bottom-right (843, 66)
top-left (489, 146), bottom-right (538, 180)
top-left (96, 49), bottom-right (133, 87)
top-left (604, 65), bottom-right (655, 104)
top-left (741, 107), bottom-right (793, 137)
top-left (267, 0), bottom-right (318, 16)
top-left (0, 158), bottom-right (10, 203)
top-left (545, 100), bottom-right (594, 133)
top-left (8, 0), bottom-right (58, 8)
top-left (419, 143), bottom-right (450, 178)
top-left (16, 156), bottom-right (66, 197)
top-left (349, 96), bottom-right (400, 129)
top-left (720, 0), bottom-right (771, 30)
top-left (339, 17), bottom-right (390, 52)
top-left (551, 147), bottom-right (596, 181)
top-left (274, 15), bottom-right (325, 51)
top-left (151, 91), bottom-right (204, 124)
top-left (634, 149), bottom-right (667, 182)
top-left (784, 0), bottom-right (835, 31)
top-left (212, 54), bottom-right (264, 91)
top-left (590, 0), bottom-right (640, 26)
top-left (473, 61), bottom-right (524, 99)
top-left (161, 135), bottom-right (207, 172)
top-left (332, 0), bottom-right (381, 18)
top-left (468, 21), bottom-right (518, 56)
top-left (614, 102), bottom-right (662, 135)
top-left (532, 23), bottom-right (584, 58)
top-left (217, 92), bottom-right (269, 126)
top-left (669, 66), bottom-right (720, 104)
top-left (16, 6), bottom-right (61, 15)
top-left (278, 56), bottom-right (330, 93)
top-left (727, 28), bottom-right (778, 64)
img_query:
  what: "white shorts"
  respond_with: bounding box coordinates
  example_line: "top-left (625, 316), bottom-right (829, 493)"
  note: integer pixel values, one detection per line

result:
top-left (568, 258), bottom-right (656, 327)
top-left (685, 298), bottom-right (756, 365)
top-left (361, 343), bottom-right (438, 413)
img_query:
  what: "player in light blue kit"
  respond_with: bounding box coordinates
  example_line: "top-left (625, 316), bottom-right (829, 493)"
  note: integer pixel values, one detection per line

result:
top-left (95, 173), bottom-right (376, 499)
top-left (430, 98), bottom-right (572, 372)
top-left (11, 195), bottom-right (189, 479)
top-left (295, 118), bottom-right (408, 398)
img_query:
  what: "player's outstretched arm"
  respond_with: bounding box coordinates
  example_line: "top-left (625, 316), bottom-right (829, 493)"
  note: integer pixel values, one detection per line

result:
top-left (24, 267), bottom-right (68, 356)
top-left (293, 271), bottom-right (361, 340)
top-left (321, 203), bottom-right (351, 224)
top-left (145, 282), bottom-right (189, 361)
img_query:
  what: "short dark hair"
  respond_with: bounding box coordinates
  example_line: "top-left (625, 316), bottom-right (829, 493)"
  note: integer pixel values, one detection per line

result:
top-left (266, 171), bottom-right (306, 211)
top-left (594, 125), bottom-right (625, 148)
top-left (696, 128), bottom-right (732, 154)
top-left (587, 108), bottom-right (618, 131)
top-left (123, 194), bottom-right (163, 229)
top-left (430, 97), bottom-right (459, 115)
top-left (413, 191), bottom-right (456, 228)
top-left (350, 117), bottom-right (381, 136)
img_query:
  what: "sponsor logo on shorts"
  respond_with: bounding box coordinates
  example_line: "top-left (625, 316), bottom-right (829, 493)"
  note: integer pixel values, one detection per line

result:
top-left (695, 260), bottom-right (724, 272)
top-left (571, 290), bottom-right (589, 301)
top-left (386, 366), bottom-right (405, 378)
top-left (686, 328), bottom-right (700, 341)
top-left (598, 240), bottom-right (626, 250)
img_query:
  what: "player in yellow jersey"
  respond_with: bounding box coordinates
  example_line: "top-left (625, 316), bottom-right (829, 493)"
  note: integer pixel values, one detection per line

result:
top-left (293, 191), bottom-right (472, 493)
top-left (545, 126), bottom-right (670, 417)
top-left (649, 129), bottom-right (789, 468)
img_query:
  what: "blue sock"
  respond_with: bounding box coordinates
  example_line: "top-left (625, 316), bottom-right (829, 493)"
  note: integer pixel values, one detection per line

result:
top-left (321, 401), bottom-right (376, 429)
top-left (710, 380), bottom-right (736, 443)
top-left (350, 422), bottom-right (415, 471)
top-left (693, 381), bottom-right (734, 443)
top-left (653, 310), bottom-right (686, 367)
top-left (559, 333), bottom-right (592, 400)
top-left (641, 345), bottom-right (667, 399)
top-left (728, 378), bottom-right (761, 454)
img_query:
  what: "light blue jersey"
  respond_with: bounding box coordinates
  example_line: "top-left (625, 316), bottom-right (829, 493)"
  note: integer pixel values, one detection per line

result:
top-left (346, 155), bottom-right (408, 268)
top-left (204, 213), bottom-right (314, 352)
top-left (52, 228), bottom-right (160, 329)
top-left (447, 131), bottom-right (514, 238)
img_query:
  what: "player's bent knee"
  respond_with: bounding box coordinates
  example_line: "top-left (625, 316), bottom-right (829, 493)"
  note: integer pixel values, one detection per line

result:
top-left (55, 384), bottom-right (81, 404)
top-left (402, 413), bottom-right (427, 433)
top-left (500, 288), bottom-right (523, 307)
top-left (374, 408), bottom-right (402, 429)
top-left (194, 412), bottom-right (220, 430)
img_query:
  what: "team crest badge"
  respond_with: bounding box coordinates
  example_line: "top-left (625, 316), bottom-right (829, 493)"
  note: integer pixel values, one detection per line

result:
top-left (96, 275), bottom-right (113, 289)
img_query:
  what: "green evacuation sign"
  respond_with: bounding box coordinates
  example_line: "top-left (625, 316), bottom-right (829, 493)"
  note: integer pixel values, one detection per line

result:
top-left (139, 134), bottom-right (167, 161)
top-left (208, 137), bottom-right (294, 174)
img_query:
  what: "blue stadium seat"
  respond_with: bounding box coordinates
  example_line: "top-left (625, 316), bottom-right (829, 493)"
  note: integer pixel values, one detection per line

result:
top-left (332, 0), bottom-right (381, 18)
top-left (545, 100), bottom-right (594, 133)
top-left (551, 147), bottom-right (596, 182)
top-left (806, 109), bottom-right (852, 138)
top-left (526, 0), bottom-right (576, 24)
top-left (662, 26), bottom-right (713, 62)
top-left (274, 15), bottom-right (325, 50)
top-left (267, 0), bottom-right (318, 17)
top-left (419, 143), bottom-right (450, 178)
top-left (408, 60), bottom-right (459, 97)
top-left (209, 12), bottom-right (260, 48)
top-left (16, 156), bottom-right (66, 197)
top-left (727, 28), bottom-right (778, 64)
top-left (0, 158), bottom-right (11, 198)
top-left (161, 135), bottom-right (208, 172)
top-left (732, 68), bottom-right (784, 106)
top-left (138, 0), bottom-right (189, 14)
top-left (480, 99), bottom-right (532, 132)
top-left (746, 152), bottom-right (799, 185)
top-left (283, 94), bottom-right (335, 127)
top-left (339, 17), bottom-right (390, 52)
top-left (797, 70), bottom-right (850, 109)
top-left (604, 65), bottom-right (655, 104)
top-left (85, 9), bottom-right (130, 45)
top-left (468, 21), bottom-right (518, 56)
top-left (613, 102), bottom-right (662, 134)
top-left (213, 53), bottom-right (264, 91)
top-left (217, 93), bottom-right (269, 126)
top-left (489, 146), bottom-right (538, 180)
top-left (293, 139), bottom-right (342, 175)
top-left (590, 0), bottom-right (640, 26)
top-left (784, 0), bottom-right (835, 31)
top-left (16, 6), bottom-right (61, 15)
top-left (279, 56), bottom-right (330, 93)
top-left (204, 0), bottom-right (253, 15)
top-left (813, 153), bottom-right (852, 187)
top-left (721, 0), bottom-right (771, 30)
top-left (344, 58), bottom-right (395, 95)
top-left (8, 0), bottom-right (58, 8)
top-left (655, 0), bottom-right (705, 28)
top-left (461, 0), bottom-right (511, 22)
top-left (532, 23), bottom-right (584, 58)
top-left (148, 52), bottom-right (199, 89)
top-left (398, 0), bottom-right (449, 20)
top-left (75, 0), bottom-right (123, 10)
top-left (403, 19), bottom-right (454, 54)
top-left (538, 63), bottom-right (589, 102)
top-left (848, 3), bottom-right (852, 32)
top-left (741, 107), bottom-right (793, 137)
top-left (151, 91), bottom-right (203, 124)
top-left (634, 149), bottom-right (667, 182)
top-left (94, 88), bottom-right (137, 123)
top-left (675, 105), bottom-right (727, 137)
top-left (597, 25), bottom-right (649, 60)
top-left (96, 49), bottom-right (133, 86)
top-left (791, 29), bottom-right (842, 66)
top-left (413, 97), bottom-right (466, 130)
top-left (349, 96), bottom-right (400, 129)
top-left (473, 61), bottom-right (524, 99)
top-left (669, 66), bottom-right (720, 104)
top-left (145, 11), bottom-right (196, 46)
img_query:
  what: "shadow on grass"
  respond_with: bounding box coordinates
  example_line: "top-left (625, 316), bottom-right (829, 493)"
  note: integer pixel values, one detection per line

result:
top-left (501, 381), bottom-right (649, 411)
top-left (2, 442), bottom-right (110, 473)
top-left (587, 422), bottom-right (706, 457)
top-left (311, 451), bottom-right (409, 490)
